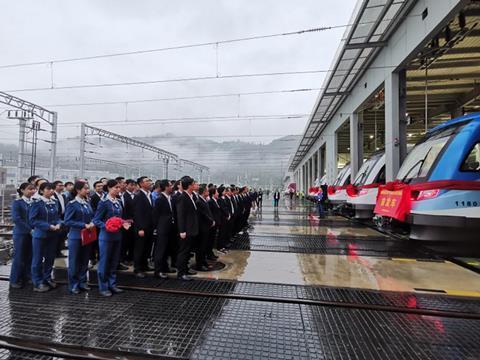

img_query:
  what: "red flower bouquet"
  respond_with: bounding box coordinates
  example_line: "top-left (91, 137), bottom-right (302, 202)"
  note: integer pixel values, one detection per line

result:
top-left (105, 217), bottom-right (124, 233)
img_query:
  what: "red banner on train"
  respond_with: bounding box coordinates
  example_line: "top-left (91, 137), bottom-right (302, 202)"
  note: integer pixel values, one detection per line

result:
top-left (374, 187), bottom-right (411, 221)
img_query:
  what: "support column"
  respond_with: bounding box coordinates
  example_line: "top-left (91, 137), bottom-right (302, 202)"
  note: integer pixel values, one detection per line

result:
top-left (385, 72), bottom-right (401, 181)
top-left (50, 112), bottom-right (58, 180)
top-left (302, 164), bottom-right (306, 193)
top-left (17, 119), bottom-right (27, 185)
top-left (399, 69), bottom-right (408, 165)
top-left (79, 123), bottom-right (85, 179)
top-left (309, 157), bottom-right (313, 188)
top-left (349, 112), bottom-right (363, 180)
top-left (317, 148), bottom-right (322, 181)
top-left (326, 134), bottom-right (337, 184)
top-left (305, 160), bottom-right (310, 191)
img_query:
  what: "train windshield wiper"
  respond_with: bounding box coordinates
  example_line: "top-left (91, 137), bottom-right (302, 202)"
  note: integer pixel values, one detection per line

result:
top-left (400, 159), bottom-right (425, 184)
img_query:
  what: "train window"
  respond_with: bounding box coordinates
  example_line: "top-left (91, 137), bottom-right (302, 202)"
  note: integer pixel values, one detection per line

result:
top-left (375, 165), bottom-right (386, 184)
top-left (461, 143), bottom-right (480, 172)
top-left (396, 124), bottom-right (461, 183)
top-left (353, 152), bottom-right (383, 186)
top-left (334, 165), bottom-right (350, 186)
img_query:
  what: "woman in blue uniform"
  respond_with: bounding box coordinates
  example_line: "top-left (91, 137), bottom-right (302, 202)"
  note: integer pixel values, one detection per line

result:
top-left (64, 181), bottom-right (95, 294)
top-left (10, 182), bottom-right (36, 289)
top-left (93, 179), bottom-right (131, 297)
top-left (29, 182), bottom-right (62, 292)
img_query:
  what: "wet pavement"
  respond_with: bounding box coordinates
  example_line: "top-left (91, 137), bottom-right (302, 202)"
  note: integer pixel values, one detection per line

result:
top-left (0, 199), bottom-right (480, 359)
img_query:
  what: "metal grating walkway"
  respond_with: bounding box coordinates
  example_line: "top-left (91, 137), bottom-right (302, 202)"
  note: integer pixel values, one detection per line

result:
top-left (228, 232), bottom-right (434, 258)
top-left (2, 282), bottom-right (480, 359)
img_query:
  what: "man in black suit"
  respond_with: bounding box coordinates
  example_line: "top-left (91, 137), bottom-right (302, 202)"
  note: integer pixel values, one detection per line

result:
top-left (53, 180), bottom-right (68, 258)
top-left (121, 179), bottom-right (136, 264)
top-left (115, 176), bottom-right (130, 270)
top-left (209, 186), bottom-right (228, 253)
top-left (208, 186), bottom-right (221, 255)
top-left (63, 181), bottom-right (74, 202)
top-left (90, 181), bottom-right (105, 212)
top-left (218, 186), bottom-right (232, 247)
top-left (133, 176), bottom-right (154, 278)
top-left (89, 180), bottom-right (105, 265)
top-left (153, 179), bottom-right (176, 278)
top-left (175, 176), bottom-right (199, 281)
top-left (273, 189), bottom-right (281, 207)
top-left (195, 183), bottom-right (215, 271)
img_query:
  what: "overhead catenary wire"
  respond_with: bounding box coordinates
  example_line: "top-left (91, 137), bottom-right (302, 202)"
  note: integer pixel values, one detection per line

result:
top-left (0, 20), bottom-right (391, 70)
top-left (5, 64), bottom-right (399, 93)
top-left (0, 113), bottom-right (309, 129)
top-left (43, 87), bottom-right (321, 108)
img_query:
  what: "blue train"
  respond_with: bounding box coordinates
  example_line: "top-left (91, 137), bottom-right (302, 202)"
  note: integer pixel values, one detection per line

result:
top-left (394, 113), bottom-right (480, 240)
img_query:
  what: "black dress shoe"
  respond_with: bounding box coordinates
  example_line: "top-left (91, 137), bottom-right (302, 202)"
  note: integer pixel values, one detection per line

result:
top-left (135, 272), bottom-right (146, 279)
top-left (195, 265), bottom-right (210, 272)
top-left (99, 290), bottom-right (112, 297)
top-left (9, 283), bottom-right (23, 289)
top-left (155, 272), bottom-right (168, 279)
top-left (56, 253), bottom-right (67, 258)
top-left (110, 287), bottom-right (124, 294)
top-left (167, 267), bottom-right (177, 273)
top-left (70, 288), bottom-right (80, 295)
top-left (117, 263), bottom-right (129, 271)
top-left (187, 269), bottom-right (197, 275)
top-left (79, 285), bottom-right (91, 291)
top-left (33, 284), bottom-right (50, 292)
top-left (46, 280), bottom-right (57, 289)
top-left (178, 275), bottom-right (193, 281)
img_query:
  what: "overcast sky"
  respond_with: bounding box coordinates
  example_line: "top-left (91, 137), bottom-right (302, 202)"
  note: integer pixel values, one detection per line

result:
top-left (0, 0), bottom-right (357, 145)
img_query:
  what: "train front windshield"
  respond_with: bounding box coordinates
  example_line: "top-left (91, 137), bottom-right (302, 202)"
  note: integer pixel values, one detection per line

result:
top-left (353, 152), bottom-right (383, 186)
top-left (396, 124), bottom-right (464, 184)
top-left (334, 165), bottom-right (350, 186)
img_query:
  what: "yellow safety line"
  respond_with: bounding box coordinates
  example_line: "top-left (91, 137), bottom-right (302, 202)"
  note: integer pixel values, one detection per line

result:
top-left (390, 258), bottom-right (417, 262)
top-left (444, 290), bottom-right (480, 298)
top-left (467, 262), bottom-right (480, 266)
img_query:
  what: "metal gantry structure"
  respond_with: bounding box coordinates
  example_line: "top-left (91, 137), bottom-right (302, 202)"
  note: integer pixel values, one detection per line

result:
top-left (83, 156), bottom-right (142, 178)
top-left (176, 158), bottom-right (210, 182)
top-left (79, 123), bottom-right (209, 180)
top-left (0, 91), bottom-right (58, 183)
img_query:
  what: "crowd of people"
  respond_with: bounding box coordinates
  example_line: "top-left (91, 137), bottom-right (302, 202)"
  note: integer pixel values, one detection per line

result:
top-left (9, 174), bottom-right (262, 297)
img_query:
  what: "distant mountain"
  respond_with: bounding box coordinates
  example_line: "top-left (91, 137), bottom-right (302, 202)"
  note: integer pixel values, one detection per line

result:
top-left (1, 134), bottom-right (300, 187)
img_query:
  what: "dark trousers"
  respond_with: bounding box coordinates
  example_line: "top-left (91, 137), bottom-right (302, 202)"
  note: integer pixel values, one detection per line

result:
top-left (56, 228), bottom-right (68, 255)
top-left (97, 239), bottom-right (121, 292)
top-left (195, 230), bottom-right (210, 267)
top-left (67, 238), bottom-right (91, 291)
top-left (226, 219), bottom-right (234, 242)
top-left (134, 228), bottom-right (154, 273)
top-left (234, 214), bottom-right (242, 233)
top-left (217, 223), bottom-right (229, 249)
top-left (207, 226), bottom-right (218, 256)
top-left (176, 236), bottom-right (193, 276)
top-left (10, 233), bottom-right (32, 285)
top-left (274, 199), bottom-right (279, 207)
top-left (90, 240), bottom-right (99, 262)
top-left (121, 227), bottom-right (135, 262)
top-left (154, 228), bottom-right (175, 273)
top-left (31, 235), bottom-right (57, 287)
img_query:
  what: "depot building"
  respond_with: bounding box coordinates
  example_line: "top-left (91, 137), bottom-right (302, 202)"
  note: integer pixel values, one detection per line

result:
top-left (289, 0), bottom-right (480, 190)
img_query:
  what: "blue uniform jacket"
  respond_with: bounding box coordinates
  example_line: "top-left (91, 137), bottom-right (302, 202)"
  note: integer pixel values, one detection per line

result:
top-left (12, 199), bottom-right (33, 236)
top-left (29, 199), bottom-right (61, 238)
top-left (93, 197), bottom-right (123, 242)
top-left (64, 199), bottom-right (94, 240)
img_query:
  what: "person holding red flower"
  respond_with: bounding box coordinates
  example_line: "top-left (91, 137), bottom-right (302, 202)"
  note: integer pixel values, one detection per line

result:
top-left (93, 179), bottom-right (131, 297)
